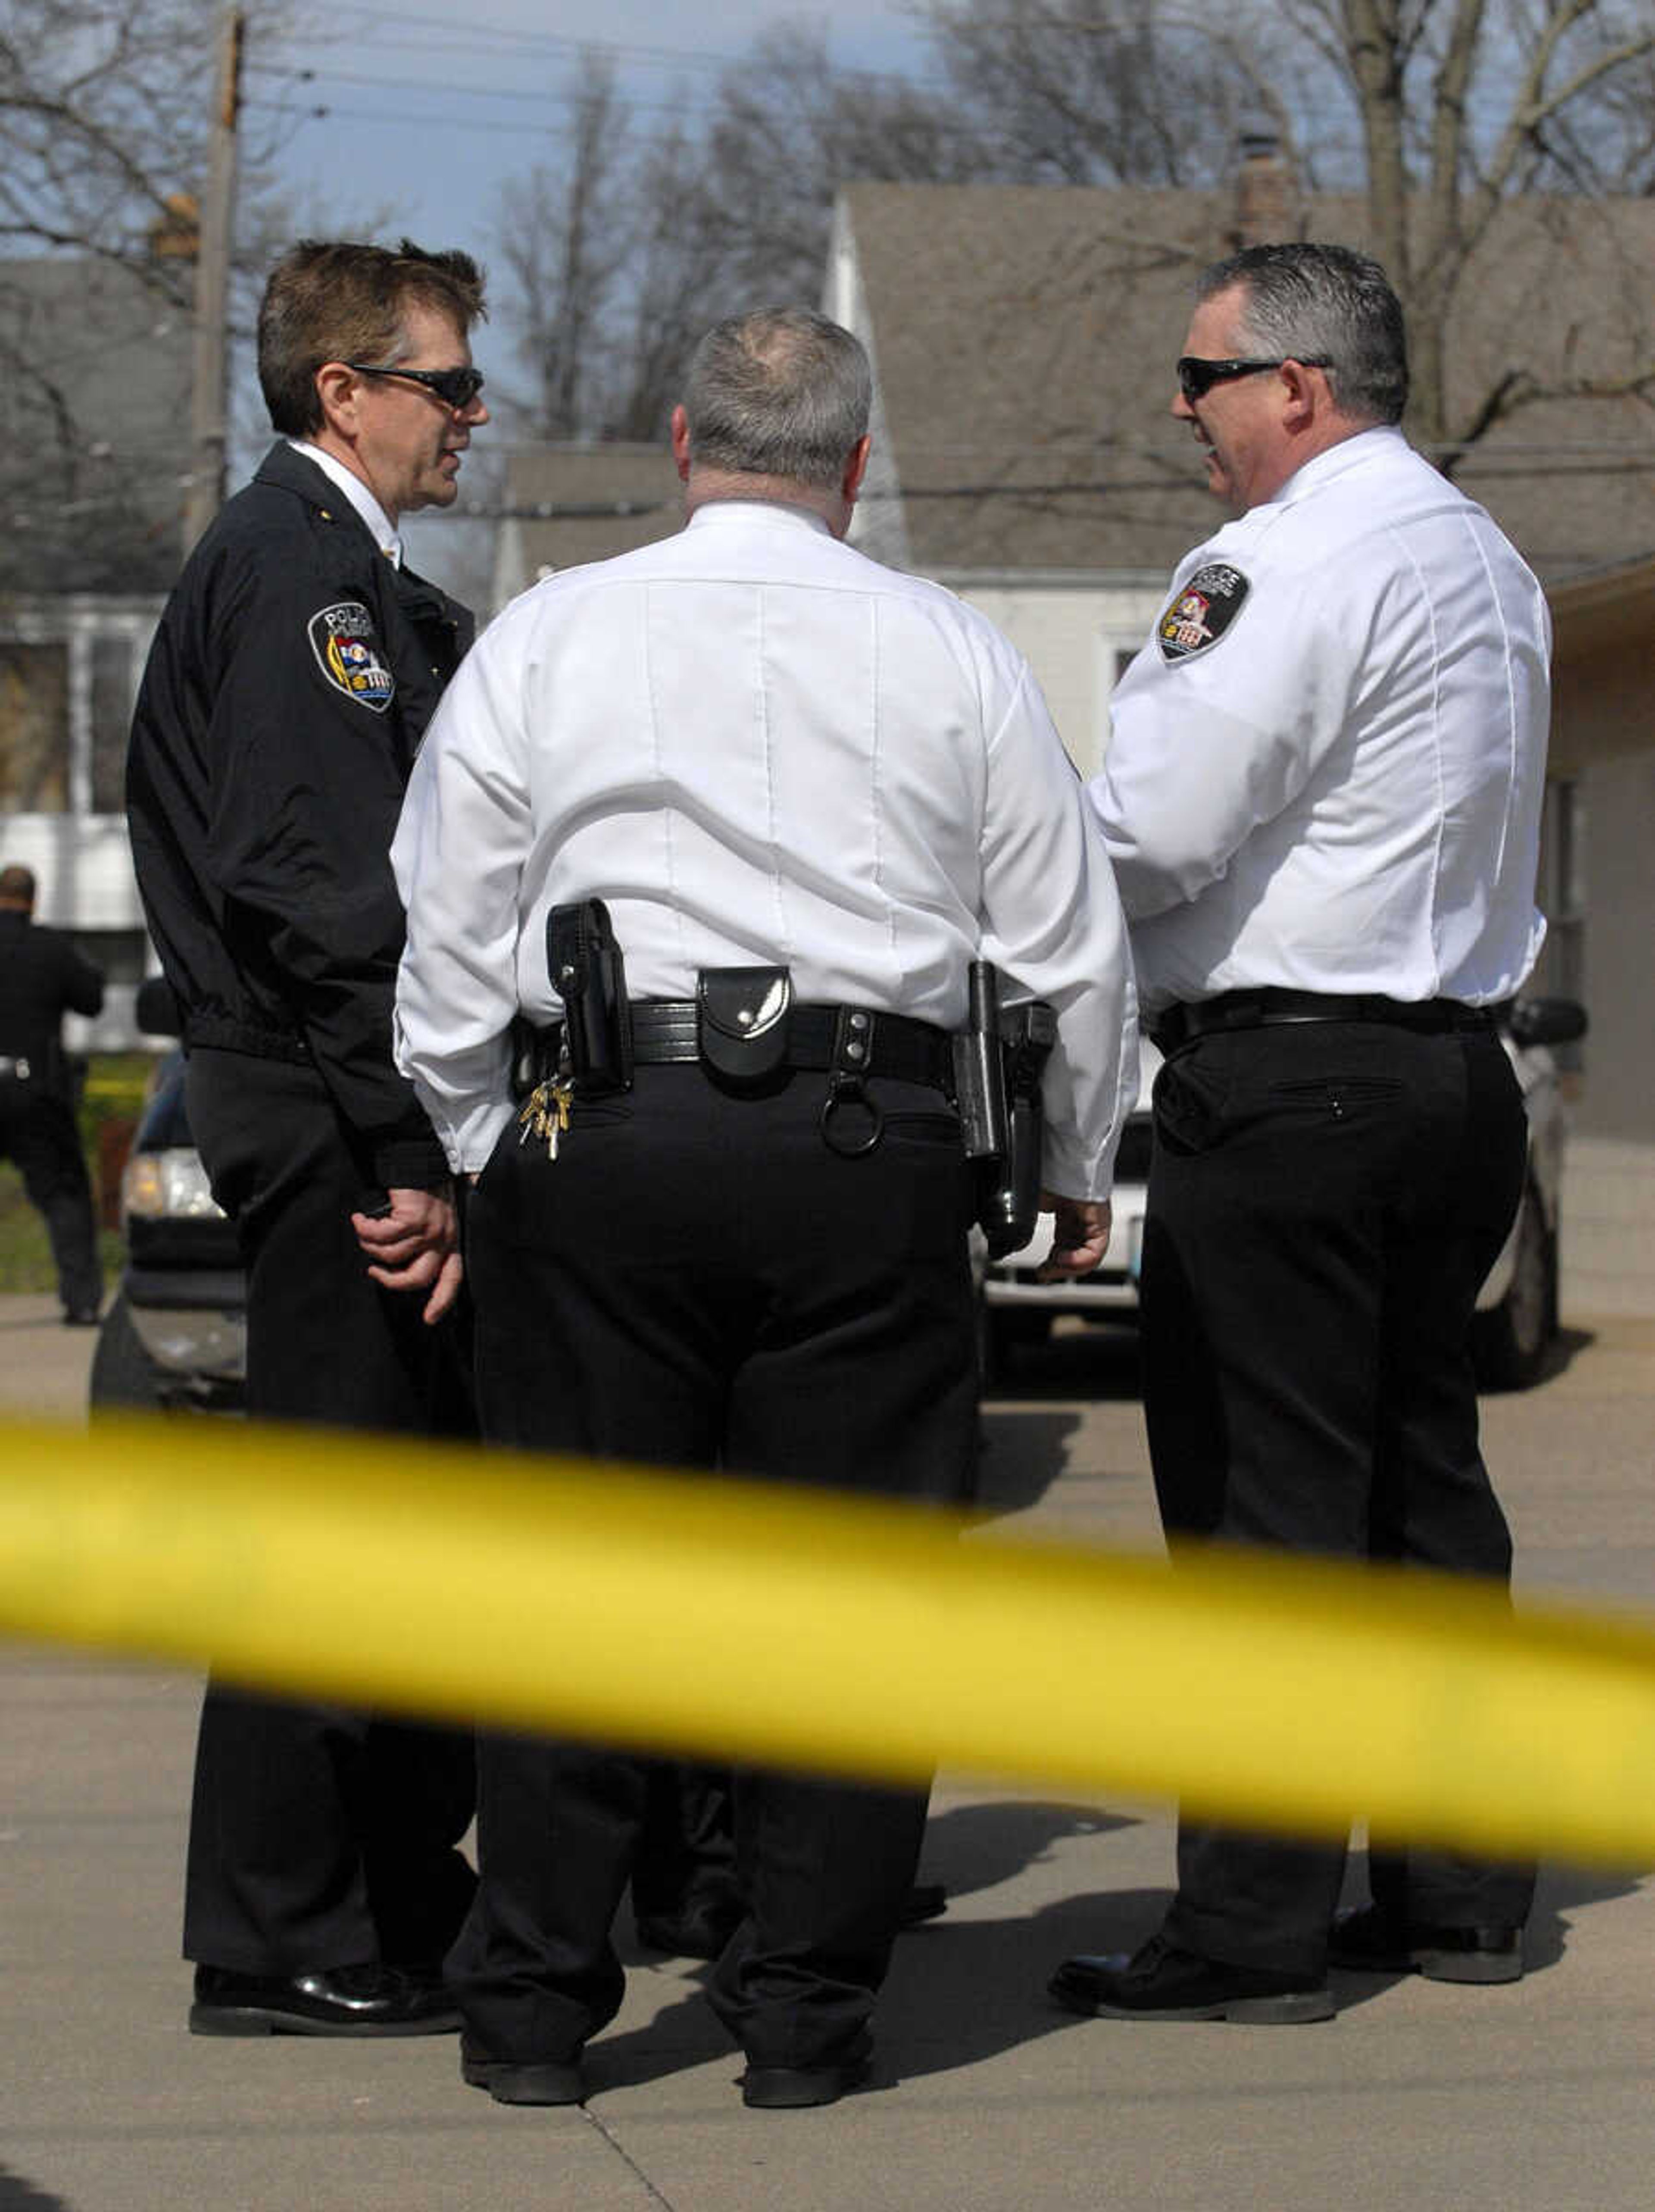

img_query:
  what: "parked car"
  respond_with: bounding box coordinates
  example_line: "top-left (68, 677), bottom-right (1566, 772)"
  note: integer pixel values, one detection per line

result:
top-left (87, 1004), bottom-right (246, 1414)
top-left (980, 997), bottom-right (1587, 1392)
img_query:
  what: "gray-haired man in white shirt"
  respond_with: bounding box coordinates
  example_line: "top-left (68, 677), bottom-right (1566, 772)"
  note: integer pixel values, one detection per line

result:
top-left (394, 305), bottom-right (1137, 2109)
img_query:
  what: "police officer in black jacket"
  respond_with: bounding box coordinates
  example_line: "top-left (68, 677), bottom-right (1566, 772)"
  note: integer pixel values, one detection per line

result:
top-left (127, 239), bottom-right (489, 2038)
top-left (0, 864), bottom-right (104, 1324)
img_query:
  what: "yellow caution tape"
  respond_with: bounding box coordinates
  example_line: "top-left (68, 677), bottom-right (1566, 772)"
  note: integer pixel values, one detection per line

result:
top-left (4, 1414), bottom-right (1655, 1866)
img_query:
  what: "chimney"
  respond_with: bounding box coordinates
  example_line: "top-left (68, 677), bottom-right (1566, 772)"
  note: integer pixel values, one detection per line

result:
top-left (1230, 132), bottom-right (1293, 249)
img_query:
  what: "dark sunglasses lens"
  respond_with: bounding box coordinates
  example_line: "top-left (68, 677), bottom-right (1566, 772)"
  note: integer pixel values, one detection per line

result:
top-left (1178, 359), bottom-right (1215, 401)
top-left (431, 367), bottom-right (483, 407)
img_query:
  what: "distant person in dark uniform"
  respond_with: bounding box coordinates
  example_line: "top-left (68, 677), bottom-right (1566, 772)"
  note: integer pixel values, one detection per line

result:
top-left (0, 864), bottom-right (104, 1325)
top-left (126, 238), bottom-right (490, 2040)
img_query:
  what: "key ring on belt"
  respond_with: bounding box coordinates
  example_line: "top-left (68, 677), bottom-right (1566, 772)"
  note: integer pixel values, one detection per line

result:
top-left (820, 1069), bottom-right (883, 1157)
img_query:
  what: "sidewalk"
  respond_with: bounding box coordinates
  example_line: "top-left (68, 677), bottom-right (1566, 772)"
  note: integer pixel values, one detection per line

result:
top-left (2, 1304), bottom-right (1653, 2210)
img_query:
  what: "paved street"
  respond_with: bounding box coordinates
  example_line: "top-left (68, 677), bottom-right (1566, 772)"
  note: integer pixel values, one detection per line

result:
top-left (2, 1295), bottom-right (1653, 2210)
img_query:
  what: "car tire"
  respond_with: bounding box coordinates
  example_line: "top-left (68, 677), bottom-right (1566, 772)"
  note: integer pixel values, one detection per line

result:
top-left (1470, 1180), bottom-right (1555, 1392)
top-left (87, 1291), bottom-right (169, 1414)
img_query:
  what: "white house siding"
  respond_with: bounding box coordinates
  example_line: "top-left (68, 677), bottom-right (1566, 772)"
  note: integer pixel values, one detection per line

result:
top-left (1, 597), bottom-right (158, 1047)
top-left (940, 576), bottom-right (1166, 777)
top-left (1561, 746), bottom-right (1655, 1319)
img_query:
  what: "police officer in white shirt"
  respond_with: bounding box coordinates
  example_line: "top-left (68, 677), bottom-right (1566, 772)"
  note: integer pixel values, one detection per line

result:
top-left (393, 306), bottom-right (1137, 2109)
top-left (1051, 244), bottom-right (1548, 2027)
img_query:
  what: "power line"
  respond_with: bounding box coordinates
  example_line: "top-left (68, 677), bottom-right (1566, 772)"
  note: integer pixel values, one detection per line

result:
top-left (340, 4), bottom-right (947, 90)
top-left (348, 4), bottom-right (748, 70)
top-left (244, 91), bottom-right (719, 135)
top-left (251, 9), bottom-right (949, 102)
top-left (246, 59), bottom-right (713, 106)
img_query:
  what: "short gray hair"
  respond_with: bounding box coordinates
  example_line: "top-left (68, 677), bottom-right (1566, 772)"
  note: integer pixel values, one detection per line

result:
top-left (1197, 242), bottom-right (1408, 426)
top-left (683, 308), bottom-right (872, 490)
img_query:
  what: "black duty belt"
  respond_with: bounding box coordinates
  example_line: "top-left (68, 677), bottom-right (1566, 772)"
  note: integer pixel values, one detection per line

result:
top-left (540, 1000), bottom-right (956, 1092)
top-left (1153, 989), bottom-right (1496, 1052)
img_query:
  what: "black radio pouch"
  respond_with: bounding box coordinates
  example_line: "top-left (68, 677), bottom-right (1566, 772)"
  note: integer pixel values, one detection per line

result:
top-left (547, 898), bottom-right (633, 1093)
top-left (696, 967), bottom-right (793, 1086)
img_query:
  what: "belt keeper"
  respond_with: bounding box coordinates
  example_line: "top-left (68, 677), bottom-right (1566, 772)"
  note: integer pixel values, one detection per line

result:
top-left (833, 1004), bottom-right (873, 1077)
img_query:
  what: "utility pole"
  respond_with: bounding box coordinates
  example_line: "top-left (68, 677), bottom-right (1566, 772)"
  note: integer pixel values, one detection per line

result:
top-left (184, 4), bottom-right (244, 553)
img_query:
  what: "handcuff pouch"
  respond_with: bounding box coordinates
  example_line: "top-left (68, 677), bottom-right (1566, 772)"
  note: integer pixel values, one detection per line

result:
top-left (696, 967), bottom-right (792, 1086)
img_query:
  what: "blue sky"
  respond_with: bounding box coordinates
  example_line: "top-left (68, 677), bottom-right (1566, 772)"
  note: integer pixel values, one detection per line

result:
top-left (254, 0), bottom-right (936, 304)
top-left (242, 1), bottom-right (940, 583)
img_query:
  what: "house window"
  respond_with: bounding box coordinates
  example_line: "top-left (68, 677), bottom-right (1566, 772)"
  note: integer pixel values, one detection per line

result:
top-left (0, 640), bottom-right (70, 810)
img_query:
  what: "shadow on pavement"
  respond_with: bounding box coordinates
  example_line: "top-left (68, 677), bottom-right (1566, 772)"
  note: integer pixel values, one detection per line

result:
top-left (1477, 1323), bottom-right (1596, 1396)
top-left (587, 1837), bottom-right (1646, 2097)
top-left (986, 1322), bottom-right (1144, 1407)
top-left (589, 1884), bottom-right (1402, 2096)
top-left (1541, 1324), bottom-right (1596, 1382)
top-left (0, 2170), bottom-right (69, 2210)
top-left (973, 1406), bottom-right (1083, 1517)
top-left (915, 1795), bottom-right (1139, 1908)
top-left (1528, 1856), bottom-right (1652, 1968)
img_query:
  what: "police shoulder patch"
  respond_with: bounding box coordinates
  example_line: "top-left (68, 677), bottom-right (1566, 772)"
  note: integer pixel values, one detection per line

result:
top-left (1156, 562), bottom-right (1251, 663)
top-left (308, 600), bottom-right (395, 712)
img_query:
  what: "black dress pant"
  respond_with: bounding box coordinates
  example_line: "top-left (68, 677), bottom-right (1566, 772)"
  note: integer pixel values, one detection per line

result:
top-left (1140, 1020), bottom-right (1536, 1977)
top-left (181, 1049), bottom-right (476, 1973)
top-left (629, 1760), bottom-right (740, 1927)
top-left (0, 1082), bottom-right (101, 1316)
top-left (453, 1063), bottom-right (978, 2068)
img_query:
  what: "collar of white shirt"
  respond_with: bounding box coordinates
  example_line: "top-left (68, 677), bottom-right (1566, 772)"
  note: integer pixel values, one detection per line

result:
top-left (287, 438), bottom-right (402, 566)
top-left (1272, 423), bottom-right (1408, 511)
top-left (685, 497), bottom-right (833, 539)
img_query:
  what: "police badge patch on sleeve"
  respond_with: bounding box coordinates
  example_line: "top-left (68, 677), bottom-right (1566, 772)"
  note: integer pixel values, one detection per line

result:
top-left (1157, 563), bottom-right (1250, 662)
top-left (307, 601), bottom-right (395, 711)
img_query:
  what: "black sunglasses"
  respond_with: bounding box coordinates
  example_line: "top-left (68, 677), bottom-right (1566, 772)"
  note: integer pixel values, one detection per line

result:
top-left (1177, 354), bottom-right (1332, 403)
top-left (343, 360), bottom-right (486, 411)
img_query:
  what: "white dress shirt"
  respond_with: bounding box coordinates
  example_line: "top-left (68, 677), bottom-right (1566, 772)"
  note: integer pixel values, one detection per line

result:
top-left (288, 439), bottom-right (402, 564)
top-left (393, 497), bottom-right (1137, 1192)
top-left (1090, 427), bottom-right (1549, 1015)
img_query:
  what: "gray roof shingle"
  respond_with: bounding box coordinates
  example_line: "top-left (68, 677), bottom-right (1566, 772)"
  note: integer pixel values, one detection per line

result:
top-left (495, 442), bottom-right (683, 591)
top-left (840, 181), bottom-right (1655, 585)
top-left (0, 255), bottom-right (194, 595)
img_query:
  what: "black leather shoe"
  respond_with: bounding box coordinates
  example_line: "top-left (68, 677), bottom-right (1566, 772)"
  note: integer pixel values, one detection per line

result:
top-left (461, 2033), bottom-right (585, 2106)
top-left (902, 1880), bottom-right (948, 1927)
top-left (740, 2053), bottom-right (871, 2109)
top-left (1329, 1905), bottom-right (1523, 1984)
top-left (62, 1307), bottom-right (100, 1327)
top-left (189, 1962), bottom-right (461, 2037)
top-left (1049, 1934), bottom-right (1334, 2024)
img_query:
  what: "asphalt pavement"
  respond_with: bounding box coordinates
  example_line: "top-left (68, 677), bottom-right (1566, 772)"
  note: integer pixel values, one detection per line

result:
top-left (2, 1292), bottom-right (1653, 2211)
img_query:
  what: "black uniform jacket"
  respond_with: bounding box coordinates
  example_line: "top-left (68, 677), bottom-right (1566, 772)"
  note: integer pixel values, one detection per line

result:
top-left (127, 442), bottom-right (473, 1188)
top-left (0, 913), bottom-right (104, 1097)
